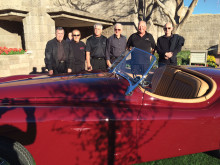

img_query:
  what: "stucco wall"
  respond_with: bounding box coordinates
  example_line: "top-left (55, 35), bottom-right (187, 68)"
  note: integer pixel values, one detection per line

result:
top-left (0, 54), bottom-right (34, 77)
top-left (179, 14), bottom-right (220, 54)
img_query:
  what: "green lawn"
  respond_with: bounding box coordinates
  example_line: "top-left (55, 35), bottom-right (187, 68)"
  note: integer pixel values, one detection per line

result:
top-left (136, 152), bottom-right (220, 165)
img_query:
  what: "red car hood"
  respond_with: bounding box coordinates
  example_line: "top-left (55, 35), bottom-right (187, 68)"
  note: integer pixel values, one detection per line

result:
top-left (0, 72), bottom-right (130, 105)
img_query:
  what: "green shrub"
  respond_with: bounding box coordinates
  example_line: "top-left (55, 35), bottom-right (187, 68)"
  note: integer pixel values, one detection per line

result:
top-left (176, 50), bottom-right (190, 65)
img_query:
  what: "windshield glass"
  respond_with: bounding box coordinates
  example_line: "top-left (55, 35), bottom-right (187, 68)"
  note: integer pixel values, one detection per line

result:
top-left (109, 47), bottom-right (157, 95)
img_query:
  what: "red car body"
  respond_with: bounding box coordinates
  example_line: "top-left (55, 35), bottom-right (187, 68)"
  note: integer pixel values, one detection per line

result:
top-left (0, 48), bottom-right (220, 165)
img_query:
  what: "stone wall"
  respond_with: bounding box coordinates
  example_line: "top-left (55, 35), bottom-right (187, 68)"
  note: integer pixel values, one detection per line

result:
top-left (0, 54), bottom-right (34, 77)
top-left (0, 21), bottom-right (24, 49)
top-left (179, 14), bottom-right (220, 55)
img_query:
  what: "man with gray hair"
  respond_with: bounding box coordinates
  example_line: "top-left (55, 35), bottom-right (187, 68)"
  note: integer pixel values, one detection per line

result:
top-left (86, 23), bottom-right (107, 71)
top-left (127, 20), bottom-right (155, 54)
top-left (45, 27), bottom-right (73, 75)
top-left (105, 23), bottom-right (127, 67)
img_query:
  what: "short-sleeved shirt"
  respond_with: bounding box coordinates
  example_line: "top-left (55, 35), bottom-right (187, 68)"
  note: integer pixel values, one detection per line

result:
top-left (105, 34), bottom-right (127, 60)
top-left (70, 41), bottom-right (86, 65)
top-left (86, 35), bottom-right (107, 58)
top-left (127, 32), bottom-right (155, 53)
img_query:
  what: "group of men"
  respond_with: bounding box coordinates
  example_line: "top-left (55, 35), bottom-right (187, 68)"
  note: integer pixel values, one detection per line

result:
top-left (44, 21), bottom-right (184, 75)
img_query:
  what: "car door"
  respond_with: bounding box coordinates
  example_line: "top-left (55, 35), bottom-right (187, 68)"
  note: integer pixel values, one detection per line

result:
top-left (137, 93), bottom-right (217, 163)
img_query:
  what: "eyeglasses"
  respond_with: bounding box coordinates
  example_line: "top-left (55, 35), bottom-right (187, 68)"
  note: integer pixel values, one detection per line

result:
top-left (73, 34), bottom-right (80, 36)
top-left (114, 29), bottom-right (121, 31)
top-left (164, 27), bottom-right (172, 30)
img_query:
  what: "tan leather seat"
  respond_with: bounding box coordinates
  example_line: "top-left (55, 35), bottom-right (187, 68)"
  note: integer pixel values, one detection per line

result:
top-left (151, 66), bottom-right (209, 98)
top-left (152, 66), bottom-right (180, 96)
top-left (166, 71), bottom-right (209, 98)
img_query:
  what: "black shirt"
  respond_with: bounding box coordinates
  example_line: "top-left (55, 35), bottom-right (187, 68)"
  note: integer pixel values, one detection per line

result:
top-left (157, 34), bottom-right (184, 65)
top-left (70, 41), bottom-right (86, 65)
top-left (86, 35), bottom-right (107, 58)
top-left (57, 40), bottom-right (66, 61)
top-left (105, 34), bottom-right (127, 60)
top-left (127, 32), bottom-right (155, 53)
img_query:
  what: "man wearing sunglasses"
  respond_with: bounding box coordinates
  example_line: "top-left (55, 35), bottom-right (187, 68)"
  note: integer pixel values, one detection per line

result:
top-left (70, 29), bottom-right (86, 73)
top-left (157, 22), bottom-right (185, 67)
top-left (105, 23), bottom-right (127, 67)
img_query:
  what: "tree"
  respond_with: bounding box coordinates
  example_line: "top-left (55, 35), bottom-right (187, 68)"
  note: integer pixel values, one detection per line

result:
top-left (136, 0), bottom-right (199, 34)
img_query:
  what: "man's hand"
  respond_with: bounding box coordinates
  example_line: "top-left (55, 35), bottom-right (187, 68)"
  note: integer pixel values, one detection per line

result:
top-left (87, 65), bottom-right (93, 71)
top-left (67, 68), bottom-right (72, 73)
top-left (48, 70), bottom-right (53, 75)
top-left (106, 60), bottom-right (112, 68)
top-left (165, 52), bottom-right (173, 59)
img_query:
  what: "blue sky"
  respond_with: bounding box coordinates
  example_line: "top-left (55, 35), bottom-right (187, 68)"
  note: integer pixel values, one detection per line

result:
top-left (184, 0), bottom-right (220, 14)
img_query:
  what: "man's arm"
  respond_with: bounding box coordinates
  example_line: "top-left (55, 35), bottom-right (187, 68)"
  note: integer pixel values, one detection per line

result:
top-left (105, 37), bottom-right (112, 67)
top-left (169, 35), bottom-right (185, 61)
top-left (156, 38), bottom-right (167, 59)
top-left (86, 51), bottom-right (92, 71)
top-left (67, 42), bottom-right (74, 73)
top-left (172, 36), bottom-right (185, 56)
top-left (126, 35), bottom-right (133, 50)
top-left (45, 41), bottom-right (54, 75)
top-left (150, 34), bottom-right (156, 54)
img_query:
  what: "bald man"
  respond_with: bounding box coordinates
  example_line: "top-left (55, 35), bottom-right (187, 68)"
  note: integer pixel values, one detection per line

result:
top-left (127, 20), bottom-right (155, 54)
top-left (127, 21), bottom-right (156, 75)
top-left (157, 22), bottom-right (185, 67)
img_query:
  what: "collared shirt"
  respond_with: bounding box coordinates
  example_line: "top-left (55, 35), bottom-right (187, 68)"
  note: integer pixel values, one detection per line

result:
top-left (127, 32), bottom-right (155, 53)
top-left (57, 40), bottom-right (66, 61)
top-left (86, 35), bottom-right (107, 58)
top-left (105, 34), bottom-right (127, 60)
top-left (70, 41), bottom-right (86, 65)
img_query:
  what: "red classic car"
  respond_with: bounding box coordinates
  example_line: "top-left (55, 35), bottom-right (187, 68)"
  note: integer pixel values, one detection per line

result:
top-left (0, 48), bottom-right (220, 165)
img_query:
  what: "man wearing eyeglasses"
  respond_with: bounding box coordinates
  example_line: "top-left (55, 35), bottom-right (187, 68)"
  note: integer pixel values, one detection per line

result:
top-left (105, 23), bottom-right (127, 67)
top-left (157, 22), bottom-right (185, 67)
top-left (86, 23), bottom-right (107, 71)
top-left (70, 29), bottom-right (86, 73)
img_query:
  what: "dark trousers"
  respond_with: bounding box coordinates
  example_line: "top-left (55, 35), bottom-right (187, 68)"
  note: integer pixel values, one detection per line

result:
top-left (91, 58), bottom-right (107, 71)
top-left (110, 56), bottom-right (118, 64)
top-left (73, 64), bottom-right (85, 74)
top-left (53, 62), bottom-right (67, 75)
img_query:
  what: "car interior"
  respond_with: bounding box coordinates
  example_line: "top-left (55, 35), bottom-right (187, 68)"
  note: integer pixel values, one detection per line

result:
top-left (141, 65), bottom-right (217, 103)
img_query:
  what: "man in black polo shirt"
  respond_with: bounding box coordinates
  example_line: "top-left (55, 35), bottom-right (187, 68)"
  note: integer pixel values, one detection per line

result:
top-left (127, 20), bottom-right (155, 54)
top-left (70, 29), bottom-right (86, 73)
top-left (86, 23), bottom-right (107, 71)
top-left (127, 21), bottom-right (155, 75)
top-left (157, 22), bottom-right (184, 67)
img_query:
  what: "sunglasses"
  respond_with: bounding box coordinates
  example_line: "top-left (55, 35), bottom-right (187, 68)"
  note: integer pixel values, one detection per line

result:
top-left (114, 29), bottom-right (121, 31)
top-left (73, 34), bottom-right (80, 36)
top-left (164, 27), bottom-right (172, 30)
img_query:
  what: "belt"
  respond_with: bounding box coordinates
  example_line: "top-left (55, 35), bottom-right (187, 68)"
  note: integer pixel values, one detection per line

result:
top-left (93, 57), bottom-right (104, 60)
top-left (59, 60), bottom-right (65, 63)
